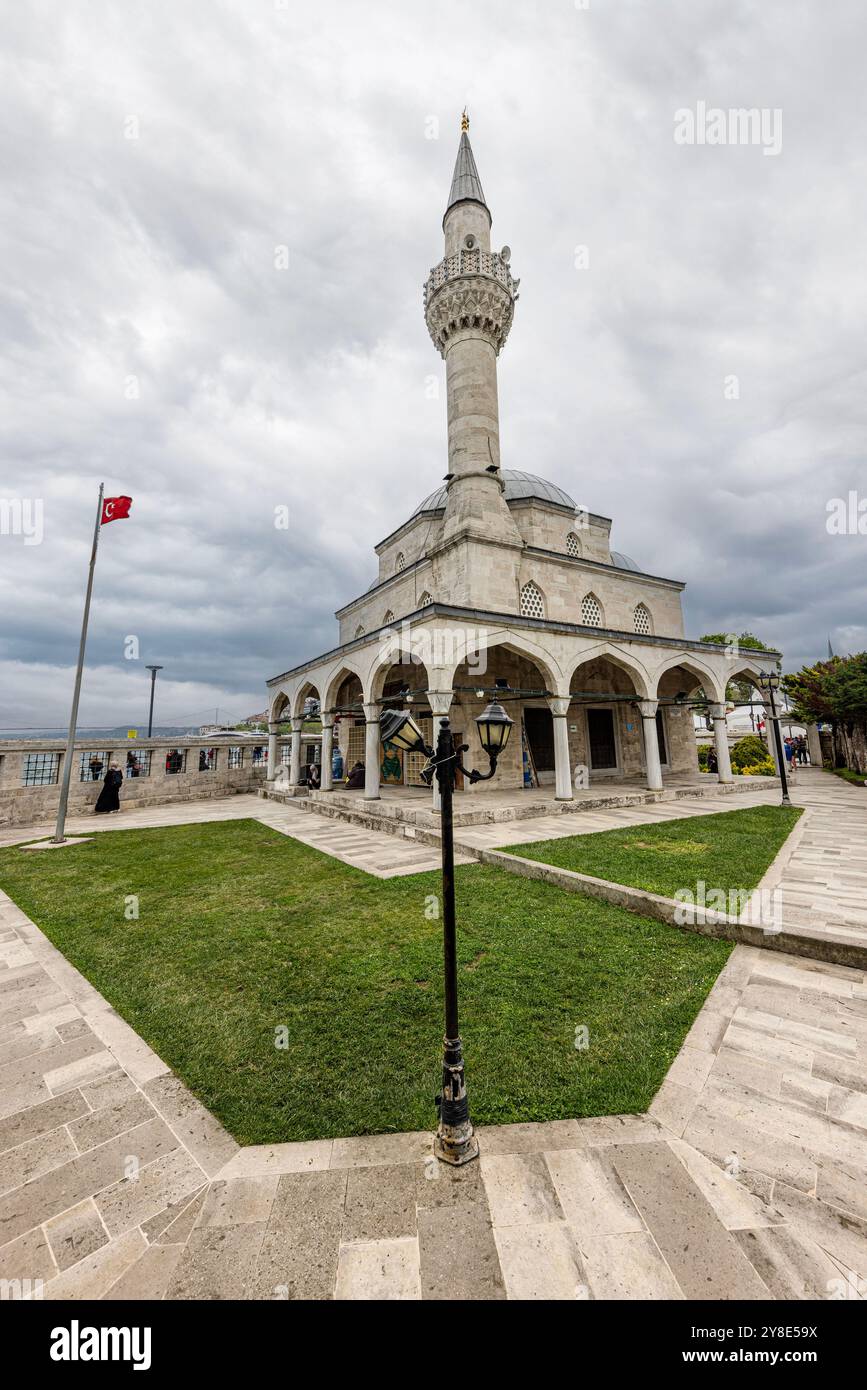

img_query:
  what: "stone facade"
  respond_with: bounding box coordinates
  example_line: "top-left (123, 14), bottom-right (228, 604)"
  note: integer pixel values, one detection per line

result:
top-left (266, 119), bottom-right (781, 803)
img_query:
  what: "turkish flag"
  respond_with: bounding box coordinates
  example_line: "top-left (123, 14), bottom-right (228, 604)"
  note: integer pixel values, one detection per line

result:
top-left (101, 496), bottom-right (133, 525)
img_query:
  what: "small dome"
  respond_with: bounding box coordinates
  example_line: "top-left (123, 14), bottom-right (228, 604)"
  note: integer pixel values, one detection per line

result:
top-left (412, 470), bottom-right (577, 518)
top-left (610, 551), bottom-right (641, 572)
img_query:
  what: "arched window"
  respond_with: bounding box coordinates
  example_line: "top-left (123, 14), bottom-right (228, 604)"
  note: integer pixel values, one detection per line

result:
top-left (418, 591), bottom-right (433, 606)
top-left (581, 592), bottom-right (603, 627)
top-left (633, 603), bottom-right (652, 635)
top-left (383, 610), bottom-right (395, 625)
top-left (354, 624), bottom-right (365, 638)
top-left (520, 580), bottom-right (545, 619)
top-left (566, 531), bottom-right (581, 557)
top-left (395, 552), bottom-right (406, 572)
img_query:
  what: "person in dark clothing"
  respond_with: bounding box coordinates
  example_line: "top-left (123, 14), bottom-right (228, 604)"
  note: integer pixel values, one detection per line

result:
top-left (345, 760), bottom-right (365, 790)
top-left (706, 746), bottom-right (718, 774)
top-left (94, 762), bottom-right (124, 813)
top-left (88, 755), bottom-right (103, 781)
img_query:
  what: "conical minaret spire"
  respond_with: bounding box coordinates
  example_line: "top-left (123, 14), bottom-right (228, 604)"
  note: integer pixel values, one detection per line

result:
top-left (445, 113), bottom-right (488, 222)
top-left (423, 116), bottom-right (522, 549)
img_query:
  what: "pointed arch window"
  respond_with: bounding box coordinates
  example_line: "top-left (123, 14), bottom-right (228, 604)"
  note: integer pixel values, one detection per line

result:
top-left (520, 580), bottom-right (545, 619)
top-left (418, 591), bottom-right (433, 607)
top-left (383, 610), bottom-right (395, 626)
top-left (566, 531), bottom-right (581, 557)
top-left (354, 624), bottom-right (366, 638)
top-left (581, 592), bottom-right (603, 627)
top-left (395, 552), bottom-right (406, 573)
top-left (633, 603), bottom-right (652, 635)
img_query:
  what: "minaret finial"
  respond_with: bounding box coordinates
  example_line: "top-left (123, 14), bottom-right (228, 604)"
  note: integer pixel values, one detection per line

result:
top-left (461, 108), bottom-right (469, 133)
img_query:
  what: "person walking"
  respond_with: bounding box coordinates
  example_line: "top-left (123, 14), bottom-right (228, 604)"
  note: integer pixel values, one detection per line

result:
top-left (94, 761), bottom-right (124, 814)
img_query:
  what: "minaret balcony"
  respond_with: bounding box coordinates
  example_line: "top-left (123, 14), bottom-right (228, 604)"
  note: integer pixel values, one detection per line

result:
top-left (423, 249), bottom-right (519, 357)
top-left (423, 247), bottom-right (518, 309)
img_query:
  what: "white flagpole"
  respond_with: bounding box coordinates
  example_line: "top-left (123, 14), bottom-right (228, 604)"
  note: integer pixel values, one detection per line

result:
top-left (53, 484), bottom-right (104, 843)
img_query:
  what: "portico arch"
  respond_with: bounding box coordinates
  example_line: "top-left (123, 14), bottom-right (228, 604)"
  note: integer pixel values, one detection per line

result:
top-left (652, 653), bottom-right (724, 705)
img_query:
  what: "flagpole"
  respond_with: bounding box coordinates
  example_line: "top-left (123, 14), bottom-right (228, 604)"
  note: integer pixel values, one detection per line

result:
top-left (53, 484), bottom-right (104, 843)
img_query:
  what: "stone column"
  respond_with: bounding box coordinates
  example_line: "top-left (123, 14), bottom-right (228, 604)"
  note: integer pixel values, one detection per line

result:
top-left (320, 719), bottom-right (334, 791)
top-left (427, 691), bottom-right (454, 812)
top-left (547, 696), bottom-right (573, 801)
top-left (708, 703), bottom-right (733, 783)
top-left (638, 700), bottom-right (664, 791)
top-left (289, 718), bottom-right (303, 786)
top-left (267, 722), bottom-right (279, 781)
top-left (363, 703), bottom-right (381, 801)
top-left (806, 722), bottom-right (822, 767)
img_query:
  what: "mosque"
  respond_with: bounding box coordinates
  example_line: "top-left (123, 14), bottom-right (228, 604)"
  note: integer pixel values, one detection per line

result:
top-left (265, 117), bottom-right (778, 804)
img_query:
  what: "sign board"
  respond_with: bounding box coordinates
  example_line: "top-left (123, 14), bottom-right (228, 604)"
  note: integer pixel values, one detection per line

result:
top-left (127, 730), bottom-right (138, 739)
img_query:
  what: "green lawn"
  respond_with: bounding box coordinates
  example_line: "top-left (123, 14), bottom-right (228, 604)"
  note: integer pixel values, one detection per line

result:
top-left (502, 804), bottom-right (802, 900)
top-left (830, 767), bottom-right (867, 788)
top-left (0, 821), bottom-right (733, 1145)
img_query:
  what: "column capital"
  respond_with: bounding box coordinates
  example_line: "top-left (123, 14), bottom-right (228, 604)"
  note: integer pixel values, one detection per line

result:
top-left (427, 690), bottom-right (454, 718)
top-left (707, 703), bottom-right (727, 721)
top-left (636, 700), bottom-right (659, 719)
top-left (290, 717), bottom-right (304, 734)
top-left (547, 696), bottom-right (571, 719)
top-left (362, 702), bottom-right (380, 723)
top-left (319, 713), bottom-right (334, 729)
top-left (268, 722), bottom-right (280, 735)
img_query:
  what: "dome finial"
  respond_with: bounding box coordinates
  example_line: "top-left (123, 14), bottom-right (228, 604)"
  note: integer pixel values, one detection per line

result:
top-left (461, 107), bottom-right (469, 133)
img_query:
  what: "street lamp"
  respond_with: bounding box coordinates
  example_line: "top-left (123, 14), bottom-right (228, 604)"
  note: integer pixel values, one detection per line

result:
top-left (379, 683), bottom-right (514, 1165)
top-left (757, 671), bottom-right (791, 806)
top-left (145, 665), bottom-right (163, 738)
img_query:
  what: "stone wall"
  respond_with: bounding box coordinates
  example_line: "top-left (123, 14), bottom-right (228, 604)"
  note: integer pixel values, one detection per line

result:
top-left (0, 736), bottom-right (287, 827)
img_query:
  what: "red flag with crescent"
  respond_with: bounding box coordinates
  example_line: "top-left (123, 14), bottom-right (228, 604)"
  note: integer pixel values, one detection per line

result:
top-left (101, 496), bottom-right (133, 525)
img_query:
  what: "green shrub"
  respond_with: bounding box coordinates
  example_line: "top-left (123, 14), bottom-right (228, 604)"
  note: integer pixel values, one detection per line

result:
top-left (740, 759), bottom-right (776, 777)
top-left (697, 745), bottom-right (711, 769)
top-left (731, 735), bottom-right (769, 770)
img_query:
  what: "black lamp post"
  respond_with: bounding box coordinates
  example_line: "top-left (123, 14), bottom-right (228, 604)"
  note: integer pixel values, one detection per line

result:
top-left (758, 671), bottom-right (791, 806)
top-left (145, 665), bottom-right (163, 738)
top-left (379, 682), bottom-right (514, 1165)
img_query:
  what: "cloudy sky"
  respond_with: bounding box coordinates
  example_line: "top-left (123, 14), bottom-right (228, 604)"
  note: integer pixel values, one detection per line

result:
top-left (1, 0), bottom-right (864, 731)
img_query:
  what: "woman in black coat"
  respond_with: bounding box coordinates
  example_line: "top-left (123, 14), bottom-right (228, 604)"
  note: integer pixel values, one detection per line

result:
top-left (94, 762), bottom-right (124, 813)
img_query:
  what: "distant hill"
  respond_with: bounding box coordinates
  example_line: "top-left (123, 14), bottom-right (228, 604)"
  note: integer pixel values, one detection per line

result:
top-left (0, 726), bottom-right (201, 742)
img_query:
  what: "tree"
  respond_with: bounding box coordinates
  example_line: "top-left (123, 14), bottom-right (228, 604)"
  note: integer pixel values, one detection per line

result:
top-left (699, 632), bottom-right (776, 706)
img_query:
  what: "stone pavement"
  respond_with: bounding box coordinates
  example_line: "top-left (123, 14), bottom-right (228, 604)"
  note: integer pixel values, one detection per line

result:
top-left (0, 794), bottom-right (473, 879)
top-left (0, 767), bottom-right (864, 1298)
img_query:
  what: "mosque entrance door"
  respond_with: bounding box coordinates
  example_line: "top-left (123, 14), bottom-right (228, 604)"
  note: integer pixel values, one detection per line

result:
top-left (587, 707), bottom-right (618, 772)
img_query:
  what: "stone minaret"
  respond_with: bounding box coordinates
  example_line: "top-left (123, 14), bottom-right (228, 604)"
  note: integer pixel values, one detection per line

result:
top-left (424, 114), bottom-right (522, 550)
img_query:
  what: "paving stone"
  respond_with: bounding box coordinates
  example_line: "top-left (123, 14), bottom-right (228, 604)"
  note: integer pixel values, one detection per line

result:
top-left (95, 1147), bottom-right (205, 1237)
top-left (610, 1142), bottom-right (772, 1300)
top-left (44, 1228), bottom-right (148, 1299)
top-left (418, 1200), bottom-right (506, 1300)
top-left (0, 1116), bottom-right (179, 1248)
top-left (544, 1147), bottom-right (644, 1238)
top-left (330, 1130), bottom-right (433, 1169)
top-left (481, 1152), bottom-right (565, 1227)
top-left (214, 1140), bottom-right (332, 1178)
top-left (102, 1242), bottom-right (186, 1300)
top-left (0, 1124), bottom-right (76, 1196)
top-left (335, 1236), bottom-right (421, 1300)
top-left (142, 1073), bottom-right (238, 1178)
top-left (577, 1230), bottom-right (685, 1300)
top-left (494, 1220), bottom-right (588, 1300)
top-left (167, 1222), bottom-right (267, 1300)
top-left (0, 1223), bottom-right (57, 1285)
top-left (68, 1091), bottom-right (156, 1153)
top-left (0, 1090), bottom-right (88, 1156)
top-left (245, 1170), bottom-right (348, 1300)
top-left (144, 1186), bottom-right (207, 1245)
top-left (198, 1176), bottom-right (278, 1228)
top-left (736, 1225), bottom-right (850, 1300)
top-left (341, 1162), bottom-right (420, 1241)
top-left (44, 1198), bottom-right (109, 1272)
